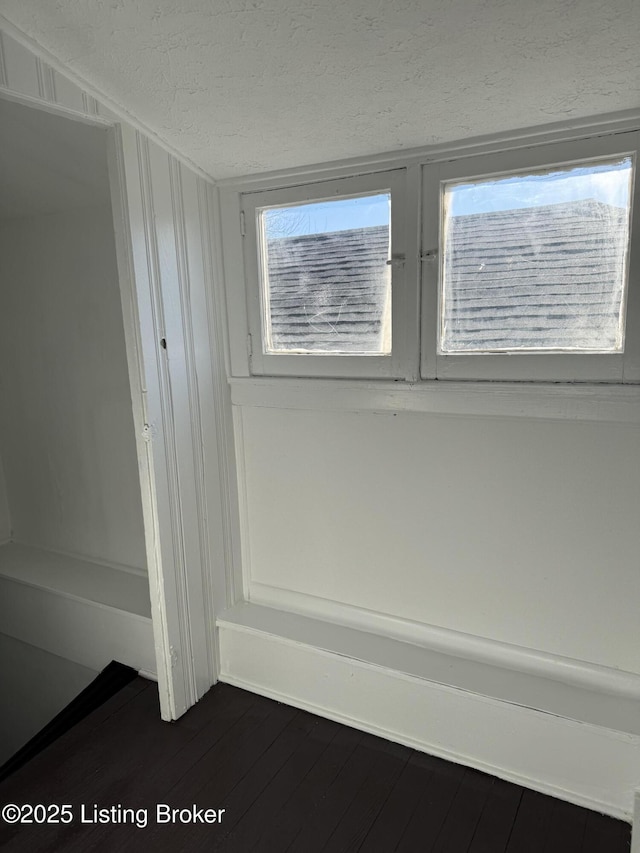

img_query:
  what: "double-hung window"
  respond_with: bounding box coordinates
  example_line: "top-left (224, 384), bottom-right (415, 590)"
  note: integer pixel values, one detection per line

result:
top-left (240, 169), bottom-right (414, 378)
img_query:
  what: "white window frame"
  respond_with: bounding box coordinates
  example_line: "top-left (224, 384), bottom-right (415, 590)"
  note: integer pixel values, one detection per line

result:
top-left (421, 130), bottom-right (640, 383)
top-left (240, 169), bottom-right (416, 378)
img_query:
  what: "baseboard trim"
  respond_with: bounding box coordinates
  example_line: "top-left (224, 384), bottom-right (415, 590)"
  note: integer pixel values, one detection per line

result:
top-left (248, 582), bottom-right (640, 701)
top-left (138, 669), bottom-right (159, 682)
top-left (218, 609), bottom-right (640, 820)
top-left (0, 573), bottom-right (156, 677)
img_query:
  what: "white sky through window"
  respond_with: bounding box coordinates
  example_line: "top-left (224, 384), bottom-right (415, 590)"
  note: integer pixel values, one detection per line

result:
top-left (448, 158), bottom-right (633, 216)
top-left (263, 193), bottom-right (390, 238)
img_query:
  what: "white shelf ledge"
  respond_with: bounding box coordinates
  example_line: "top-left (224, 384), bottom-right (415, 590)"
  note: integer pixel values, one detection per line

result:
top-left (0, 543), bottom-right (155, 675)
top-left (0, 543), bottom-right (151, 618)
top-left (219, 601), bottom-right (640, 736)
top-left (230, 377), bottom-right (640, 423)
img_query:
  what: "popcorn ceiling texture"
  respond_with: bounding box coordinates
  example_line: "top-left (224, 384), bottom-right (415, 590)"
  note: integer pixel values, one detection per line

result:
top-left (1, 0), bottom-right (639, 179)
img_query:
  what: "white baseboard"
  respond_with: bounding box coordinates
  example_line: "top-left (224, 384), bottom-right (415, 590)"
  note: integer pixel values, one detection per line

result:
top-left (249, 582), bottom-right (640, 701)
top-left (218, 603), bottom-right (640, 821)
top-left (0, 546), bottom-right (156, 676)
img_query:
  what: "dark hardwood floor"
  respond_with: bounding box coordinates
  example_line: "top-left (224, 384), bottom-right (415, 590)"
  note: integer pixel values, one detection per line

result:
top-left (0, 679), bottom-right (631, 851)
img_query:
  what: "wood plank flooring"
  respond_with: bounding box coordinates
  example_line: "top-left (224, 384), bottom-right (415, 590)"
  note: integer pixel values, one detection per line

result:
top-left (0, 679), bottom-right (632, 852)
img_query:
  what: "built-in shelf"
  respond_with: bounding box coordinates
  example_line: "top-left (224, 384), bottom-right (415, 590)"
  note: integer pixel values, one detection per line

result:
top-left (0, 543), bottom-right (155, 676)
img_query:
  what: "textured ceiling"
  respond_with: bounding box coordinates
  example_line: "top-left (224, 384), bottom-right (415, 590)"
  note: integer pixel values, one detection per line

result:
top-left (2, 0), bottom-right (640, 180)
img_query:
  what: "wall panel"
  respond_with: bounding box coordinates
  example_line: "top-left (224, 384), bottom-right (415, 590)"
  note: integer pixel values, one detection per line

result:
top-left (0, 207), bottom-right (147, 570)
top-left (240, 404), bottom-right (640, 675)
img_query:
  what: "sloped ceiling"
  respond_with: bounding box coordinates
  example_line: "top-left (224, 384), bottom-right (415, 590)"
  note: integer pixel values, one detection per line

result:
top-left (1, 0), bottom-right (639, 180)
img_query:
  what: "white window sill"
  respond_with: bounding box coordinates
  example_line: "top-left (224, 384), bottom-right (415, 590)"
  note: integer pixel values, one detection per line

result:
top-left (229, 376), bottom-right (640, 423)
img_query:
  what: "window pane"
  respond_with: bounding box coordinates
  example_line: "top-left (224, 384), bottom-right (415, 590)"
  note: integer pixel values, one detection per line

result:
top-left (440, 157), bottom-right (633, 353)
top-left (258, 194), bottom-right (391, 354)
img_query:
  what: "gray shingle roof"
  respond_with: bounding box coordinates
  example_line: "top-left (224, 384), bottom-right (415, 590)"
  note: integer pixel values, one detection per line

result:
top-left (265, 225), bottom-right (390, 353)
top-left (443, 199), bottom-right (628, 351)
top-left (264, 199), bottom-right (628, 353)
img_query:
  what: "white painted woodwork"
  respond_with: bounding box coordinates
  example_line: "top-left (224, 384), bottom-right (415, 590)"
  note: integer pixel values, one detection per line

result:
top-left (240, 169), bottom-right (417, 380)
top-left (219, 610), bottom-right (640, 820)
top-left (3, 16), bottom-right (639, 828)
top-left (237, 404), bottom-right (640, 675)
top-left (633, 793), bottom-right (640, 853)
top-left (220, 105), bottom-right (640, 822)
top-left (0, 573), bottom-right (155, 677)
top-left (0, 544), bottom-right (150, 618)
top-left (0, 634), bottom-right (97, 764)
top-left (230, 377), bottom-right (640, 424)
top-left (221, 125), bottom-right (640, 385)
top-left (420, 133), bottom-right (640, 384)
top-left (0, 544), bottom-right (155, 676)
top-left (0, 453), bottom-right (10, 544)
top-left (222, 602), bottom-right (640, 731)
top-left (0, 26), bottom-right (235, 720)
top-left (117, 130), bottom-right (229, 715)
top-left (0, 206), bottom-right (147, 570)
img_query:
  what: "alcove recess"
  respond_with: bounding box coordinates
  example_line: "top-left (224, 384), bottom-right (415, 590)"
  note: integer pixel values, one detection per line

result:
top-left (0, 97), bottom-right (154, 676)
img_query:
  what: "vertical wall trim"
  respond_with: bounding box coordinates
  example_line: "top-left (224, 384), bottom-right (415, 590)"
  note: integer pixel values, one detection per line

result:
top-left (168, 158), bottom-right (216, 685)
top-left (232, 406), bottom-right (252, 602)
top-left (81, 92), bottom-right (99, 117)
top-left (404, 163), bottom-right (422, 382)
top-left (0, 33), bottom-right (9, 88)
top-left (34, 56), bottom-right (45, 99)
top-left (200, 183), bottom-right (242, 609)
top-left (116, 127), bottom-right (176, 721)
top-left (136, 135), bottom-right (197, 712)
top-left (34, 56), bottom-right (55, 102)
top-left (0, 22), bottom-right (225, 719)
top-left (632, 791), bottom-right (640, 853)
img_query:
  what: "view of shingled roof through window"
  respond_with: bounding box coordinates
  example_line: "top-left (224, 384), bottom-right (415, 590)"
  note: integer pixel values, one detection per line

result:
top-left (440, 157), bottom-right (633, 353)
top-left (441, 199), bottom-right (630, 352)
top-left (264, 225), bottom-right (390, 354)
top-left (265, 202), bottom-right (631, 355)
top-left (259, 158), bottom-right (632, 356)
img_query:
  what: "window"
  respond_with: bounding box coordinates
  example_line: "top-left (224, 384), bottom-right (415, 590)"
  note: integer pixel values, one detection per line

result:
top-left (440, 157), bottom-right (633, 354)
top-left (240, 170), bottom-right (414, 378)
top-left (259, 194), bottom-right (392, 356)
top-left (225, 127), bottom-right (640, 384)
top-left (421, 132), bottom-right (640, 382)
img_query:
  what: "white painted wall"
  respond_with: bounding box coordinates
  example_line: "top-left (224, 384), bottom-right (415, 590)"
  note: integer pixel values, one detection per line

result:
top-left (0, 206), bottom-right (147, 570)
top-left (239, 404), bottom-right (640, 675)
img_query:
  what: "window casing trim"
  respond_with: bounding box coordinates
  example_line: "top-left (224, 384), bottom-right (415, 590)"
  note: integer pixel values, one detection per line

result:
top-left (240, 169), bottom-right (418, 379)
top-left (420, 132), bottom-right (640, 383)
top-left (220, 121), bottom-right (640, 385)
top-left (229, 376), bottom-right (640, 424)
